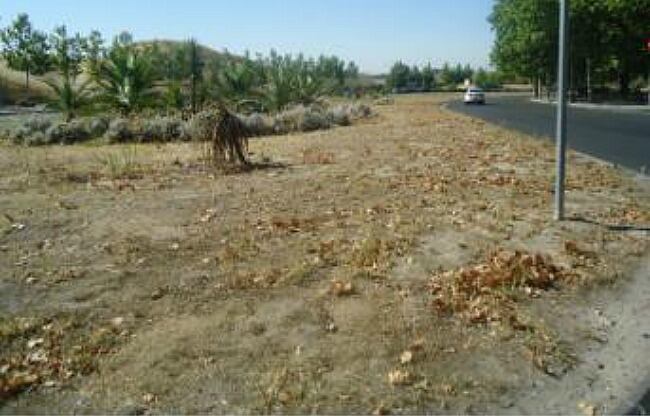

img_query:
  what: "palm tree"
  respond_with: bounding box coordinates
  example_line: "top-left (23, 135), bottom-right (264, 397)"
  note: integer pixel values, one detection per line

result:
top-left (215, 61), bottom-right (258, 103)
top-left (261, 63), bottom-right (294, 112)
top-left (45, 76), bottom-right (92, 122)
top-left (46, 25), bottom-right (90, 121)
top-left (97, 33), bottom-right (156, 115)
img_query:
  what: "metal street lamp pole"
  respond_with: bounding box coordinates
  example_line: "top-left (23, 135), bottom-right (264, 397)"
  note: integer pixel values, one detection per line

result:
top-left (554, 0), bottom-right (570, 221)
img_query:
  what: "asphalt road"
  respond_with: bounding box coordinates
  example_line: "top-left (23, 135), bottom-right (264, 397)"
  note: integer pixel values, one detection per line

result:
top-left (447, 95), bottom-right (650, 173)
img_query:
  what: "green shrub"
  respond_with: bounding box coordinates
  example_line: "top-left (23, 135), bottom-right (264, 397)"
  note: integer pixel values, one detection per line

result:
top-left (24, 116), bottom-right (53, 133)
top-left (86, 116), bottom-right (110, 137)
top-left (242, 113), bottom-right (273, 136)
top-left (8, 126), bottom-right (30, 144)
top-left (327, 105), bottom-right (351, 126)
top-left (46, 121), bottom-right (91, 144)
top-left (24, 131), bottom-right (47, 146)
top-left (139, 117), bottom-right (188, 142)
top-left (299, 108), bottom-right (330, 132)
top-left (272, 105), bottom-right (331, 133)
top-left (104, 118), bottom-right (133, 143)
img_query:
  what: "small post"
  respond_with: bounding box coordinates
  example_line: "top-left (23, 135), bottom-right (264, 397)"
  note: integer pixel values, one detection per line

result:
top-left (554, 0), bottom-right (570, 221)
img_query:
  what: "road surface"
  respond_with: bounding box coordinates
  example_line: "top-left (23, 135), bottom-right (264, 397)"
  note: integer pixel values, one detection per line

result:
top-left (447, 95), bottom-right (650, 173)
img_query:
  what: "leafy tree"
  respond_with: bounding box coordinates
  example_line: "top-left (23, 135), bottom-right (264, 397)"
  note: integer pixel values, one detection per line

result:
top-left (387, 61), bottom-right (410, 89)
top-left (82, 30), bottom-right (105, 79)
top-left (97, 32), bottom-right (157, 115)
top-left (489, 0), bottom-right (558, 96)
top-left (316, 55), bottom-right (346, 86)
top-left (462, 64), bottom-right (474, 82)
top-left (49, 25), bottom-right (85, 77)
top-left (473, 68), bottom-right (503, 89)
top-left (421, 63), bottom-right (435, 91)
top-left (489, 0), bottom-right (649, 99)
top-left (0, 13), bottom-right (50, 89)
top-left (45, 25), bottom-right (90, 121)
top-left (345, 61), bottom-right (359, 80)
top-left (409, 65), bottom-right (422, 87)
top-left (438, 63), bottom-right (455, 86)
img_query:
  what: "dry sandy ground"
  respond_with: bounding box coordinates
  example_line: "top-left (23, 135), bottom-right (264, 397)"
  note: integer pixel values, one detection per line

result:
top-left (0, 94), bottom-right (648, 414)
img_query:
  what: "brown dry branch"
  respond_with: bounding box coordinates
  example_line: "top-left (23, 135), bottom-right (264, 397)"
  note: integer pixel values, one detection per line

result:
top-left (210, 105), bottom-right (251, 168)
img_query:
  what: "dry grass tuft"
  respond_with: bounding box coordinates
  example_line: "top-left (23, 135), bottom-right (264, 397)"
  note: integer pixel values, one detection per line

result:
top-left (302, 147), bottom-right (335, 165)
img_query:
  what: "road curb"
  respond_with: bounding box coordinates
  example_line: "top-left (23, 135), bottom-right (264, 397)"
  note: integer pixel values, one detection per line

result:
top-left (531, 99), bottom-right (650, 113)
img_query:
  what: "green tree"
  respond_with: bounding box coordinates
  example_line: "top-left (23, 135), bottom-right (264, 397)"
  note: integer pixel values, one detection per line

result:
top-left (409, 65), bottom-right (422, 88)
top-left (473, 68), bottom-right (503, 89)
top-left (421, 63), bottom-right (435, 91)
top-left (0, 13), bottom-right (50, 89)
top-left (489, 0), bottom-right (558, 97)
top-left (45, 25), bottom-right (91, 121)
top-left (387, 61), bottom-right (410, 90)
top-left (345, 61), bottom-right (359, 80)
top-left (438, 63), bottom-right (455, 86)
top-left (97, 32), bottom-right (157, 115)
top-left (82, 30), bottom-right (104, 79)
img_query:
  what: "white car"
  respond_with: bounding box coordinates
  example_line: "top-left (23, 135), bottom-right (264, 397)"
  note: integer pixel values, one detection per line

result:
top-left (463, 87), bottom-right (485, 104)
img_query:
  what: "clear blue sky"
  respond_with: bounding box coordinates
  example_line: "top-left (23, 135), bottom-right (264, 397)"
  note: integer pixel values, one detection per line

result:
top-left (2, 0), bottom-right (495, 74)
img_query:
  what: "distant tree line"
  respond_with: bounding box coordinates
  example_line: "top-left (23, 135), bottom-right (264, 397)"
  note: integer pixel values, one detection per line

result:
top-left (489, 0), bottom-right (649, 101)
top-left (387, 61), bottom-right (504, 92)
top-left (0, 13), bottom-right (360, 118)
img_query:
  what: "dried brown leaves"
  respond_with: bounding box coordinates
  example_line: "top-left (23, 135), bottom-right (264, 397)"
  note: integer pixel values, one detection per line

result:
top-left (429, 249), bottom-right (575, 325)
top-left (0, 317), bottom-right (127, 400)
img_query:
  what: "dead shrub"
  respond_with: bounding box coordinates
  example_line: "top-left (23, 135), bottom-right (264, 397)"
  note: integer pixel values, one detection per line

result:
top-left (210, 106), bottom-right (251, 167)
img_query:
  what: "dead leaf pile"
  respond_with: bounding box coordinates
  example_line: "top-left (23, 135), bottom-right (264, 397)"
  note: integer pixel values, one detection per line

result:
top-left (429, 249), bottom-right (575, 324)
top-left (0, 317), bottom-right (128, 400)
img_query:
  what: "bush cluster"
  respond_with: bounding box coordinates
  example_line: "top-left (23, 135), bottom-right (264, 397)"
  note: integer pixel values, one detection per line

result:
top-left (243, 103), bottom-right (372, 136)
top-left (4, 116), bottom-right (109, 146)
top-left (2, 103), bottom-right (373, 146)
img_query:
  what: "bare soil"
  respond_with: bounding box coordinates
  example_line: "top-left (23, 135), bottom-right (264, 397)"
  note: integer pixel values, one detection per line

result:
top-left (1, 94), bottom-right (648, 414)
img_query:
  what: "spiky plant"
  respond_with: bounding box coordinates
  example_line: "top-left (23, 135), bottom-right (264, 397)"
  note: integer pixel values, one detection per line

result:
top-left (214, 61), bottom-right (259, 106)
top-left (97, 33), bottom-right (157, 115)
top-left (45, 76), bottom-right (92, 122)
top-left (261, 64), bottom-right (294, 112)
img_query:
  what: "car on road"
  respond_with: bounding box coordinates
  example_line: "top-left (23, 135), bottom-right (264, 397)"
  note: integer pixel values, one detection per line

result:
top-left (464, 87), bottom-right (485, 104)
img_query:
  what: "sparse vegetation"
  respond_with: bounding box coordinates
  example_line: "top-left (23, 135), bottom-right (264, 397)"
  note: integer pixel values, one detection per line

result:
top-left (0, 95), bottom-right (647, 413)
top-left (1, 7), bottom-right (648, 415)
